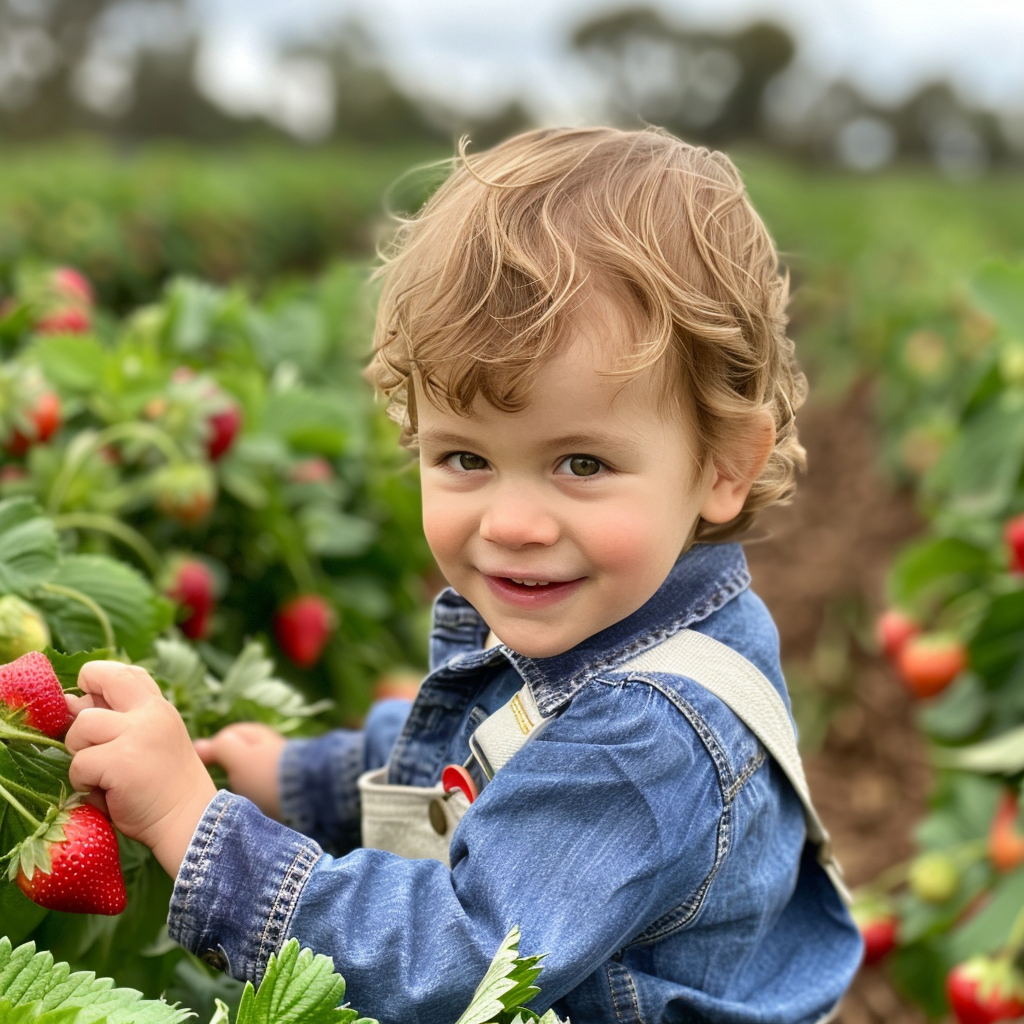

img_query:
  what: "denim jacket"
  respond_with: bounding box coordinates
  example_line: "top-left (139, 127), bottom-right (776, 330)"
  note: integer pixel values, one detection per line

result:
top-left (167, 542), bottom-right (862, 1024)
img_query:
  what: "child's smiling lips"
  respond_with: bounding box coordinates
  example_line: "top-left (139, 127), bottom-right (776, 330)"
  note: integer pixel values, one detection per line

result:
top-left (483, 572), bottom-right (586, 607)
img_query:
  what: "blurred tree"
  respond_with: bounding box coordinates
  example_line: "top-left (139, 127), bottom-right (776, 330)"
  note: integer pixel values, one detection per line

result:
top-left (570, 6), bottom-right (795, 145)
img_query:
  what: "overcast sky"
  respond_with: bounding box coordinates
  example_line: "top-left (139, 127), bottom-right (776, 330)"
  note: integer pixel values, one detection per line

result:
top-left (190, 0), bottom-right (1024, 131)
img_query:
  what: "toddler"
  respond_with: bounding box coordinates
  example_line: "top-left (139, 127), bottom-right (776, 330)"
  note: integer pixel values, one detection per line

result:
top-left (65, 126), bottom-right (863, 1024)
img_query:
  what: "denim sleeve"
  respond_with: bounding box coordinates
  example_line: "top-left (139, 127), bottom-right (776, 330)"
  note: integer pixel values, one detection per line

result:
top-left (163, 678), bottom-right (727, 1022)
top-left (278, 698), bottom-right (413, 854)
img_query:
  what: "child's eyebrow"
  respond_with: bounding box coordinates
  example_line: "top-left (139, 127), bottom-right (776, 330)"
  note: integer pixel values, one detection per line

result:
top-left (419, 428), bottom-right (641, 459)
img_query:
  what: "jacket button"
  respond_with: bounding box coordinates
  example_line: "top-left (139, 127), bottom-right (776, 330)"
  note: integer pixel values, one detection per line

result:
top-left (200, 947), bottom-right (228, 971)
top-left (428, 798), bottom-right (448, 835)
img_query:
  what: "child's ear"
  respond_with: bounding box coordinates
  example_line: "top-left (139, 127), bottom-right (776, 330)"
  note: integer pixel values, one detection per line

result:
top-left (699, 410), bottom-right (775, 525)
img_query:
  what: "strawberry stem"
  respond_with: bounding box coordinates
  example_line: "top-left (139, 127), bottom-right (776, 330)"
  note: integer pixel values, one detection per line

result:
top-left (0, 719), bottom-right (68, 751)
top-left (53, 512), bottom-right (163, 576)
top-left (47, 420), bottom-right (186, 514)
top-left (38, 582), bottom-right (116, 648)
top-left (0, 773), bottom-right (52, 811)
top-left (0, 778), bottom-right (42, 828)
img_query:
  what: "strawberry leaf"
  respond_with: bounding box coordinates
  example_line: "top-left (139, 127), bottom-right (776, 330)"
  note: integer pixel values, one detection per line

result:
top-left (0, 499), bottom-right (59, 597)
top-left (0, 1002), bottom-right (83, 1023)
top-left (0, 745), bottom-right (70, 860)
top-left (453, 927), bottom-right (564, 1024)
top-left (0, 936), bottom-right (192, 1023)
top-left (34, 555), bottom-right (173, 661)
top-left (45, 649), bottom-right (114, 692)
top-left (233, 939), bottom-right (370, 1024)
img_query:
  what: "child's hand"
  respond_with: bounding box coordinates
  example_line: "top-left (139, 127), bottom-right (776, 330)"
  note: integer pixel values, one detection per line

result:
top-left (64, 661), bottom-right (217, 879)
top-left (193, 723), bottom-right (286, 820)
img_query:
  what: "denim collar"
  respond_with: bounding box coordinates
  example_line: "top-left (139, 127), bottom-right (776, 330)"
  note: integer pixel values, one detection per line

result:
top-left (429, 541), bottom-right (751, 716)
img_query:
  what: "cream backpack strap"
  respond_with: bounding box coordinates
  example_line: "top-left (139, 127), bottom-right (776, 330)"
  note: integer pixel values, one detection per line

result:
top-left (618, 628), bottom-right (851, 904)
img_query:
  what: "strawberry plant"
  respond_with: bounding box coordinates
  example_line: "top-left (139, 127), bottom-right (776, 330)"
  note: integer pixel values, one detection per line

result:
top-left (863, 259), bottom-right (1024, 1017)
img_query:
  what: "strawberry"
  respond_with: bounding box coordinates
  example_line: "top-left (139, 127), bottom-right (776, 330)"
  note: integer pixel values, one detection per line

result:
top-left (988, 790), bottom-right (1024, 872)
top-left (947, 955), bottom-right (1024, 1024)
top-left (876, 608), bottom-right (921, 662)
top-left (288, 457), bottom-right (334, 484)
top-left (35, 307), bottom-right (92, 335)
top-left (0, 595), bottom-right (51, 662)
top-left (0, 650), bottom-right (70, 739)
top-left (165, 557), bottom-right (215, 639)
top-left (12, 802), bottom-right (126, 916)
top-left (1006, 513), bottom-right (1024, 575)
top-left (51, 267), bottom-right (94, 306)
top-left (152, 463), bottom-right (217, 526)
top-left (206, 401), bottom-right (242, 461)
top-left (274, 595), bottom-right (336, 669)
top-left (3, 391), bottom-right (62, 457)
top-left (908, 850), bottom-right (959, 903)
top-left (851, 896), bottom-right (898, 966)
top-left (895, 633), bottom-right (966, 698)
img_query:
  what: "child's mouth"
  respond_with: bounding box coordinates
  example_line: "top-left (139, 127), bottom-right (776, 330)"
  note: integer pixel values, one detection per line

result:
top-left (485, 575), bottom-right (583, 607)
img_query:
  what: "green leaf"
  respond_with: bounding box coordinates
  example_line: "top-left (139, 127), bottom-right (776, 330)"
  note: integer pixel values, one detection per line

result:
top-left (916, 672), bottom-right (987, 741)
top-left (886, 535), bottom-right (992, 614)
top-left (234, 939), bottom-right (365, 1024)
top-left (934, 724), bottom-right (1024, 773)
top-left (0, 936), bottom-right (192, 1023)
top-left (923, 395), bottom-right (1024, 519)
top-left (44, 648), bottom-right (114, 692)
top-left (971, 260), bottom-right (1024, 339)
top-left (0, 1001), bottom-right (86, 1023)
top-left (453, 928), bottom-right (553, 1024)
top-left (947, 864), bottom-right (1024, 961)
top-left (0, 743), bottom-right (71, 859)
top-left (967, 589), bottom-right (1024, 689)
top-left (215, 642), bottom-right (331, 722)
top-left (297, 507), bottom-right (376, 558)
top-left (260, 391), bottom-right (360, 458)
top-left (31, 337), bottom-right (107, 394)
top-left (35, 555), bottom-right (173, 661)
top-left (0, 499), bottom-right (59, 596)
top-left (165, 279), bottom-right (226, 354)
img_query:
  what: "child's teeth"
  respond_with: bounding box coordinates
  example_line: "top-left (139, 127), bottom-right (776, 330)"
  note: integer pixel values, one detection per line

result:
top-left (511, 578), bottom-right (549, 586)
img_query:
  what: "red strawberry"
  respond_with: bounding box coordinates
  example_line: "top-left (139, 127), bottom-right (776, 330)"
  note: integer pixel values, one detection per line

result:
top-left (166, 557), bottom-right (215, 639)
top-left (859, 914), bottom-right (898, 966)
top-left (895, 634), bottom-right (966, 698)
top-left (206, 402), bottom-right (242, 461)
top-left (1006, 513), bottom-right (1024, 575)
top-left (947, 956), bottom-right (1024, 1024)
top-left (35, 307), bottom-right (91, 335)
top-left (876, 608), bottom-right (920, 662)
top-left (288, 457), bottom-right (334, 484)
top-left (988, 790), bottom-right (1024, 872)
top-left (3, 391), bottom-right (62, 457)
top-left (13, 803), bottom-right (126, 916)
top-left (0, 651), bottom-right (70, 739)
top-left (51, 267), bottom-right (94, 306)
top-left (274, 595), bottom-right (336, 668)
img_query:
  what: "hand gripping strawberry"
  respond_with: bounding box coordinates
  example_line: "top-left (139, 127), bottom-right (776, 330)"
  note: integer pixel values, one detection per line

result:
top-left (9, 799), bottom-right (126, 916)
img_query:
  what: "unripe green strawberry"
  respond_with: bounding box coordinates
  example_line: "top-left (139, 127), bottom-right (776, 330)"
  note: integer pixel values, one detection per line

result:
top-left (152, 462), bottom-right (217, 526)
top-left (0, 595), bottom-right (51, 661)
top-left (909, 850), bottom-right (959, 903)
top-left (12, 802), bottom-right (126, 916)
top-left (0, 650), bottom-right (70, 739)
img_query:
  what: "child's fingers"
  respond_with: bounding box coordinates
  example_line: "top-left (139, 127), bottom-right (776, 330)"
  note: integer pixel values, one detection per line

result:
top-left (67, 742), bottom-right (113, 795)
top-left (64, 706), bottom-right (125, 755)
top-left (76, 661), bottom-right (162, 712)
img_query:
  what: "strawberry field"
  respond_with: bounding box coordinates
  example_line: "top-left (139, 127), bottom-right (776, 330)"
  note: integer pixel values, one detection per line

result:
top-left (1, 140), bottom-right (1024, 1022)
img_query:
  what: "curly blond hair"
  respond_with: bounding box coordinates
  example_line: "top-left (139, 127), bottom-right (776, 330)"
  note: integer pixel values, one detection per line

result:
top-left (366, 125), bottom-right (807, 542)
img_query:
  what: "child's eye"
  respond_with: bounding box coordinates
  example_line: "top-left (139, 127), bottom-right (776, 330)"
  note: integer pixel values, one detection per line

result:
top-left (557, 455), bottom-right (603, 478)
top-left (444, 452), bottom-right (489, 472)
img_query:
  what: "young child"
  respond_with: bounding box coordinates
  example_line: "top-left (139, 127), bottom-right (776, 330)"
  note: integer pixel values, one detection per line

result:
top-left (65, 126), bottom-right (863, 1023)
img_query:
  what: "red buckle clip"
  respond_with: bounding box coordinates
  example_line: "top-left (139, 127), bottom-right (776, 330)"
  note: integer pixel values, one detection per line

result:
top-left (442, 763), bottom-right (478, 804)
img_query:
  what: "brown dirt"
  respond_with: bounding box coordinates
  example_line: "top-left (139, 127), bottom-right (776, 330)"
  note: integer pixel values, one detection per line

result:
top-left (744, 379), bottom-right (932, 1024)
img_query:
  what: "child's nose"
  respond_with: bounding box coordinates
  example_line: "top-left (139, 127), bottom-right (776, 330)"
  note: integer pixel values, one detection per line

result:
top-left (478, 486), bottom-right (559, 548)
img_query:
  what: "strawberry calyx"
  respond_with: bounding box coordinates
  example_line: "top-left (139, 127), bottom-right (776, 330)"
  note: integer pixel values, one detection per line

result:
top-left (948, 954), bottom-right (1024, 1024)
top-left (4, 795), bottom-right (80, 883)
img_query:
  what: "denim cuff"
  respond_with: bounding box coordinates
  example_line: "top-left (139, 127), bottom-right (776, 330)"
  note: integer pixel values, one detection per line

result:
top-left (279, 732), bottom-right (364, 854)
top-left (168, 791), bottom-right (323, 984)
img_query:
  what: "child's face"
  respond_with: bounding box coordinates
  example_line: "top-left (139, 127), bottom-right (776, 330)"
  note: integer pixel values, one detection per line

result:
top-left (416, 314), bottom-right (740, 659)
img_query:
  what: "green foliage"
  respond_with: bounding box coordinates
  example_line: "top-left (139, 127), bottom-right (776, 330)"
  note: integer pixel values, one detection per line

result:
top-left (0, 934), bottom-right (191, 1023)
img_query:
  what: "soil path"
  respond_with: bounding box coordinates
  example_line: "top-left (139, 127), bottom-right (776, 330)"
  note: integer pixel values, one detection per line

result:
top-left (744, 381), bottom-right (931, 1024)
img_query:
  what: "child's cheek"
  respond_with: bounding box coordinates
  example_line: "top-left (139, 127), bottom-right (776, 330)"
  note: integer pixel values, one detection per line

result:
top-left (421, 495), bottom-right (466, 570)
